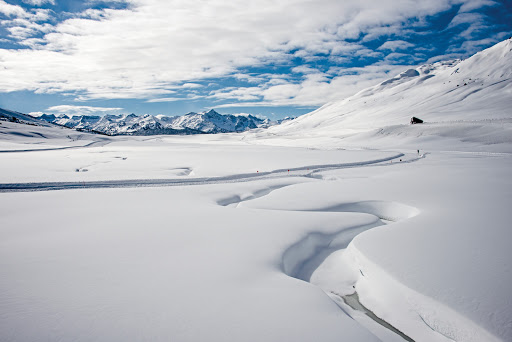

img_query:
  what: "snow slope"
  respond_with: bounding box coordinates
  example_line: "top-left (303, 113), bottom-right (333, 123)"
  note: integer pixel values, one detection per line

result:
top-left (256, 38), bottom-right (512, 151)
top-left (0, 109), bottom-right (108, 151)
top-left (1, 107), bottom-right (55, 127)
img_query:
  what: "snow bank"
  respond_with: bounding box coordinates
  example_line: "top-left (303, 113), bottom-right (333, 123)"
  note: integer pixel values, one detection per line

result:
top-left (346, 241), bottom-right (501, 342)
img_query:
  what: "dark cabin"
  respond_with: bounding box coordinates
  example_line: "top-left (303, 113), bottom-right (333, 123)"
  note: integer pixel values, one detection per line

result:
top-left (410, 117), bottom-right (423, 124)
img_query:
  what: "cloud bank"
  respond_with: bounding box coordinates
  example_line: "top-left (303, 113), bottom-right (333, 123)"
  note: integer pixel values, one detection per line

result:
top-left (45, 105), bottom-right (123, 115)
top-left (0, 0), bottom-right (509, 108)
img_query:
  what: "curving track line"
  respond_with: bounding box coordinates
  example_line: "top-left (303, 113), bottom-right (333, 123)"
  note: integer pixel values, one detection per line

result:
top-left (0, 153), bottom-right (407, 193)
top-left (0, 139), bottom-right (111, 153)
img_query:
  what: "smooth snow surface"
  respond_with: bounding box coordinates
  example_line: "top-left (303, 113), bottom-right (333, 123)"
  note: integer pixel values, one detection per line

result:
top-left (1, 40), bottom-right (512, 342)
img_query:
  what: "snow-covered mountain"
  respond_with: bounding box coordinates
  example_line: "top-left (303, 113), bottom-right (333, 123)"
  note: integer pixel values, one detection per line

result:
top-left (168, 109), bottom-right (283, 133)
top-left (32, 109), bottom-right (282, 135)
top-left (0, 107), bottom-right (54, 127)
top-left (264, 38), bottom-right (512, 149)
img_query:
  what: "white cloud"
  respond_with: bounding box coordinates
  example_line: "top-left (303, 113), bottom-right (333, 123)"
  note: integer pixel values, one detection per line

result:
top-left (0, 1), bottom-right (51, 20)
top-left (448, 12), bottom-right (485, 28)
top-left (378, 40), bottom-right (414, 51)
top-left (458, 0), bottom-right (498, 12)
top-left (4, 18), bottom-right (53, 40)
top-left (292, 66), bottom-right (322, 75)
top-left (46, 105), bottom-right (123, 115)
top-left (22, 0), bottom-right (55, 6)
top-left (0, 0), bottom-right (494, 105)
top-left (210, 87), bottom-right (262, 102)
top-left (146, 98), bottom-right (183, 103)
top-left (146, 94), bottom-right (203, 103)
top-left (181, 83), bottom-right (203, 89)
top-left (426, 53), bottom-right (461, 64)
top-left (0, 1), bottom-right (28, 17)
top-left (233, 73), bottom-right (266, 84)
top-left (447, 37), bottom-right (498, 55)
top-left (0, 4), bottom-right (53, 42)
top-left (212, 63), bottom-right (409, 107)
top-left (447, 1), bottom-right (501, 45)
top-left (384, 52), bottom-right (421, 64)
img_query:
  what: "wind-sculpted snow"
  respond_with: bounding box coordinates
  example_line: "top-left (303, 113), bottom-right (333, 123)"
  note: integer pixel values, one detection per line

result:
top-left (282, 219), bottom-right (382, 282)
top-left (280, 200), bottom-right (419, 340)
top-left (380, 69), bottom-right (420, 87)
top-left (222, 194), bottom-right (420, 281)
top-left (222, 168), bottom-right (509, 342)
top-left (222, 183), bottom-right (422, 340)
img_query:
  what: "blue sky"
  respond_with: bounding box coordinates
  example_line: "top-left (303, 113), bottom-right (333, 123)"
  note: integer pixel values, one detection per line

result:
top-left (0, 0), bottom-right (510, 119)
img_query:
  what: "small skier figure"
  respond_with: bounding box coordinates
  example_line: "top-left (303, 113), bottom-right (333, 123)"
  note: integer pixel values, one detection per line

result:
top-left (417, 149), bottom-right (420, 155)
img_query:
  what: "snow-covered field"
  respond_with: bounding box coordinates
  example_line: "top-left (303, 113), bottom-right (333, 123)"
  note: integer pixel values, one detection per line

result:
top-left (1, 40), bottom-right (511, 342)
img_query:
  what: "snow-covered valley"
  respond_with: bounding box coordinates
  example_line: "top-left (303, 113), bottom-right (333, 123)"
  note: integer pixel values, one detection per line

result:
top-left (1, 40), bottom-right (511, 342)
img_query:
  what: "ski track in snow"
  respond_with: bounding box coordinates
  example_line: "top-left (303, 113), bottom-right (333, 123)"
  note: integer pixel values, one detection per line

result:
top-left (0, 139), bottom-right (110, 153)
top-left (0, 152), bottom-right (418, 193)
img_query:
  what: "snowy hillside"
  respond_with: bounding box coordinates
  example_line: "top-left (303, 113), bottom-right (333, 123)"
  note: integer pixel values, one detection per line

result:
top-left (0, 107), bottom-right (54, 127)
top-left (261, 38), bottom-right (512, 150)
top-left (32, 109), bottom-right (279, 135)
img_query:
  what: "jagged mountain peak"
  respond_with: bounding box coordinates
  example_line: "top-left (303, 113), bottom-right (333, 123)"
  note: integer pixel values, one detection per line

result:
top-left (201, 109), bottom-right (220, 116)
top-left (31, 109), bottom-right (286, 136)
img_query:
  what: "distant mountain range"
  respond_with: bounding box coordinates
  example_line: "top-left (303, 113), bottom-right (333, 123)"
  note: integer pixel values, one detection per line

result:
top-left (29, 109), bottom-right (293, 136)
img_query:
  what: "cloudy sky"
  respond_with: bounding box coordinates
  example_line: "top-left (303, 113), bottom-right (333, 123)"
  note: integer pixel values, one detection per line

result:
top-left (0, 0), bottom-right (510, 119)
